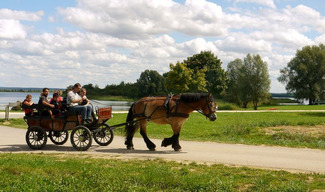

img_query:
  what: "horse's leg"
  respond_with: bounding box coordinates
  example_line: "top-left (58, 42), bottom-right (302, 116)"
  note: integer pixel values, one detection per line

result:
top-left (161, 133), bottom-right (181, 150)
top-left (171, 133), bottom-right (181, 151)
top-left (125, 122), bottom-right (139, 150)
top-left (139, 121), bottom-right (156, 151)
top-left (161, 122), bottom-right (183, 151)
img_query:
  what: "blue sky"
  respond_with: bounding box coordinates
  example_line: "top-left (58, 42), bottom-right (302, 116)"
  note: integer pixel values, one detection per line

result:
top-left (1, 0), bottom-right (325, 93)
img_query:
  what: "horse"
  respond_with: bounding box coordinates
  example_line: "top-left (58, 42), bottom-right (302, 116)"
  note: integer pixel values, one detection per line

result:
top-left (124, 93), bottom-right (217, 151)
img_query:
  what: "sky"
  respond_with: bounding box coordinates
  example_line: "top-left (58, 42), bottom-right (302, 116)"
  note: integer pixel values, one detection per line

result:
top-left (0, 0), bottom-right (325, 93)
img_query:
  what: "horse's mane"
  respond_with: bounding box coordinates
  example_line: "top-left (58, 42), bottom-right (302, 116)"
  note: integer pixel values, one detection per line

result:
top-left (179, 93), bottom-right (209, 103)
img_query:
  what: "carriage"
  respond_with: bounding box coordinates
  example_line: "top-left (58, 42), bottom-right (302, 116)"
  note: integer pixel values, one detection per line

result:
top-left (23, 104), bottom-right (114, 151)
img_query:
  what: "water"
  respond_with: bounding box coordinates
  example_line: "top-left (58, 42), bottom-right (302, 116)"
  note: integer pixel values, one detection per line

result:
top-left (0, 92), bottom-right (132, 111)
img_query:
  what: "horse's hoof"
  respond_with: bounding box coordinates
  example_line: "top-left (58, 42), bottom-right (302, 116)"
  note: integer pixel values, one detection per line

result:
top-left (173, 148), bottom-right (182, 152)
top-left (161, 138), bottom-right (168, 147)
top-left (127, 146), bottom-right (134, 150)
top-left (173, 145), bottom-right (182, 151)
top-left (148, 143), bottom-right (156, 151)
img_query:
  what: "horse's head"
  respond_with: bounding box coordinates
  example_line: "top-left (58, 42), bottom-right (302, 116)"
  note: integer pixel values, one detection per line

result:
top-left (179, 93), bottom-right (217, 121)
top-left (202, 93), bottom-right (217, 121)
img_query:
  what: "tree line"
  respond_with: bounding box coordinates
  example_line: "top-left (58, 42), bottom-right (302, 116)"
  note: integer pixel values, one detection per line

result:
top-left (82, 43), bottom-right (325, 108)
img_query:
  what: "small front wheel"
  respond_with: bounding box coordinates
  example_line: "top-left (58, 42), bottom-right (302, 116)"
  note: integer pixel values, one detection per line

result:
top-left (49, 131), bottom-right (69, 145)
top-left (70, 125), bottom-right (92, 151)
top-left (93, 124), bottom-right (114, 146)
top-left (26, 126), bottom-right (47, 150)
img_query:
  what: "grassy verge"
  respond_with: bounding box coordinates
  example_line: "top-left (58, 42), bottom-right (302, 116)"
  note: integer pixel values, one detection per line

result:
top-left (1, 112), bottom-right (325, 149)
top-left (107, 112), bottom-right (325, 149)
top-left (247, 105), bottom-right (325, 110)
top-left (0, 153), bottom-right (324, 191)
top-left (0, 118), bottom-right (26, 129)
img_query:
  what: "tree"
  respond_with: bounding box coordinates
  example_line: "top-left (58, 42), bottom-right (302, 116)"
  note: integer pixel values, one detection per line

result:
top-left (184, 51), bottom-right (228, 98)
top-left (278, 44), bottom-right (325, 105)
top-left (137, 70), bottom-right (167, 97)
top-left (243, 54), bottom-right (270, 110)
top-left (225, 54), bottom-right (270, 109)
top-left (165, 61), bottom-right (207, 93)
top-left (224, 58), bottom-right (246, 106)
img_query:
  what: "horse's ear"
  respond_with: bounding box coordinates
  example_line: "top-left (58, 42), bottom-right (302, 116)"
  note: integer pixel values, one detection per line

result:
top-left (208, 92), bottom-right (212, 97)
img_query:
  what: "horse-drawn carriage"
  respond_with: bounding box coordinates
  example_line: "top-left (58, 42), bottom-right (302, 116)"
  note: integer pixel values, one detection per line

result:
top-left (23, 104), bottom-right (114, 151)
top-left (22, 93), bottom-right (217, 152)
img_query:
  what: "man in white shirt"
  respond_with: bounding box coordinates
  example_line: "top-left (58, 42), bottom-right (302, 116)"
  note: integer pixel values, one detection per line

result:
top-left (67, 83), bottom-right (92, 124)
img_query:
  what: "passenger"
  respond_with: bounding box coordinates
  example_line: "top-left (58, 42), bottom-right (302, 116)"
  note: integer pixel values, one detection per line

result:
top-left (57, 90), bottom-right (63, 103)
top-left (38, 88), bottom-right (55, 119)
top-left (67, 83), bottom-right (92, 124)
top-left (50, 90), bottom-right (63, 110)
top-left (23, 94), bottom-right (34, 116)
top-left (50, 92), bottom-right (61, 116)
top-left (80, 88), bottom-right (89, 105)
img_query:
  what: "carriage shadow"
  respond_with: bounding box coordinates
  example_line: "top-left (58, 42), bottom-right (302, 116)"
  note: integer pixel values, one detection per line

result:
top-left (0, 144), bottom-right (77, 152)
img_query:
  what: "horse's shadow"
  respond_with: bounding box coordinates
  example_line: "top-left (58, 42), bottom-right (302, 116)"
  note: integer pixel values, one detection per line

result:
top-left (96, 148), bottom-right (186, 155)
top-left (0, 144), bottom-right (186, 155)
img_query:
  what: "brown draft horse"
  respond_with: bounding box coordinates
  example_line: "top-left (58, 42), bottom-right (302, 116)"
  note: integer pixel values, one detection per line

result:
top-left (125, 93), bottom-right (217, 151)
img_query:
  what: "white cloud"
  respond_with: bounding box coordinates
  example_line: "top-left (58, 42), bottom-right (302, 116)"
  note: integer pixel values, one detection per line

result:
top-left (284, 5), bottom-right (325, 33)
top-left (0, 9), bottom-right (43, 21)
top-left (58, 0), bottom-right (227, 39)
top-left (215, 33), bottom-right (272, 54)
top-left (0, 19), bottom-right (27, 39)
top-left (234, 0), bottom-right (276, 9)
top-left (315, 35), bottom-right (325, 44)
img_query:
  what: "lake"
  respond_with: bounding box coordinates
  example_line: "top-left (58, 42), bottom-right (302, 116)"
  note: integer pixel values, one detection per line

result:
top-left (0, 92), bottom-right (132, 111)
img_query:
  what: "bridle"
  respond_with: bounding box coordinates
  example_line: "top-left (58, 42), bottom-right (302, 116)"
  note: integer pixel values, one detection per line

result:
top-left (186, 95), bottom-right (217, 119)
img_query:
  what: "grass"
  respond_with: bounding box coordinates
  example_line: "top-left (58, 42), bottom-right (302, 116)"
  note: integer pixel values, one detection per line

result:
top-left (247, 104), bottom-right (325, 110)
top-left (0, 153), bottom-right (324, 191)
top-left (1, 111), bottom-right (325, 149)
top-left (0, 118), bottom-right (26, 128)
top-left (107, 112), bottom-right (325, 149)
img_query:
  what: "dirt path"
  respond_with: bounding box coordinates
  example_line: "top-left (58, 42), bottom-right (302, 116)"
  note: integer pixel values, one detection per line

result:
top-left (1, 126), bottom-right (324, 174)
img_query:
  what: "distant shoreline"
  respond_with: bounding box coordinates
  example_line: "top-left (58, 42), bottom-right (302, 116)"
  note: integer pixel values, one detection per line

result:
top-left (0, 87), bottom-right (64, 93)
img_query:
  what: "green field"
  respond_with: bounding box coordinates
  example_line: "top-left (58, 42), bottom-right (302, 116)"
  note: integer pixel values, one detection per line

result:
top-left (0, 153), bottom-right (324, 192)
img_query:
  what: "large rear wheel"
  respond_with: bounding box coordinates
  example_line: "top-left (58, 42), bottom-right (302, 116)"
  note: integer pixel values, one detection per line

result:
top-left (49, 131), bottom-right (69, 145)
top-left (25, 126), bottom-right (47, 150)
top-left (93, 124), bottom-right (114, 146)
top-left (70, 125), bottom-right (92, 151)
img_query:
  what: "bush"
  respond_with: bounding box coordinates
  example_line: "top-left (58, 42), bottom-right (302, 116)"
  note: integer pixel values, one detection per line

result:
top-left (217, 102), bottom-right (240, 110)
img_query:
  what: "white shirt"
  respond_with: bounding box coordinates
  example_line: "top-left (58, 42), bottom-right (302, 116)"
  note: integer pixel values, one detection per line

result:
top-left (67, 91), bottom-right (81, 106)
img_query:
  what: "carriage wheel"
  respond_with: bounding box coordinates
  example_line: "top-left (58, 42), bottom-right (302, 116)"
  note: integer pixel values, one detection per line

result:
top-left (70, 125), bottom-right (92, 151)
top-left (25, 126), bottom-right (47, 150)
top-left (49, 131), bottom-right (69, 145)
top-left (93, 124), bottom-right (114, 146)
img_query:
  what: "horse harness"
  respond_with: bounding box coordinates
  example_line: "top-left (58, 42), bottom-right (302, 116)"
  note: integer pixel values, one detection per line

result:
top-left (131, 94), bottom-right (190, 120)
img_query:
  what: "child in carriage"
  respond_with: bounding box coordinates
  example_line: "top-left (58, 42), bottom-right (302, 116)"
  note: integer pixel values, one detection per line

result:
top-left (23, 94), bottom-right (34, 116)
top-left (50, 92), bottom-right (62, 116)
top-left (80, 88), bottom-right (89, 105)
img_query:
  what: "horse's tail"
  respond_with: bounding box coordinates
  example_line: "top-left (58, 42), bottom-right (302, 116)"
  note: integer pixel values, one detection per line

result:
top-left (125, 103), bottom-right (135, 137)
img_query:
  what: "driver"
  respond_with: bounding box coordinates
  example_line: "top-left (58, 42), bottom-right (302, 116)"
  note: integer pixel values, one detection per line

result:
top-left (67, 83), bottom-right (92, 124)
